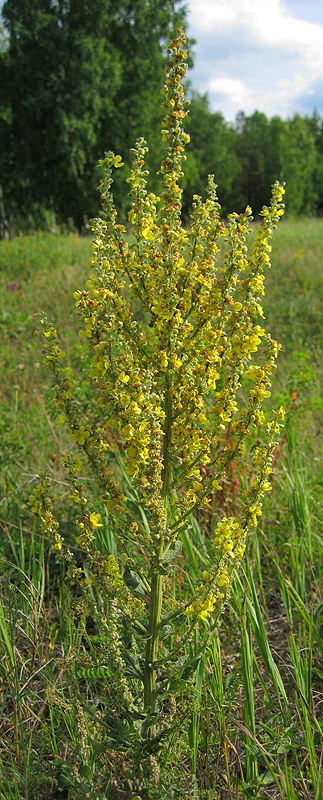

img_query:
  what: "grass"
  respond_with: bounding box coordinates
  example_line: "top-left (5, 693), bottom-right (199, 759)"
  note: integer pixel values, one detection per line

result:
top-left (0, 217), bottom-right (322, 798)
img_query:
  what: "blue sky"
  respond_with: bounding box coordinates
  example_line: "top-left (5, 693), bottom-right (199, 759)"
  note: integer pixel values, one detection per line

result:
top-left (186, 0), bottom-right (323, 120)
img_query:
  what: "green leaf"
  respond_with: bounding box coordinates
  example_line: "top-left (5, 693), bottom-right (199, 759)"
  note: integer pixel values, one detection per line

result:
top-left (123, 566), bottom-right (146, 596)
top-left (159, 625), bottom-right (174, 639)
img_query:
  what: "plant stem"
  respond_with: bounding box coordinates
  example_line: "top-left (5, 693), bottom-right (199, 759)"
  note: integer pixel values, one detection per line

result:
top-left (143, 370), bottom-right (172, 730)
top-left (144, 551), bottom-right (163, 728)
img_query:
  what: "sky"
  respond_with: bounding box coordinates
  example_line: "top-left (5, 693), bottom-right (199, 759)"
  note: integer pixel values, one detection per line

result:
top-left (186, 0), bottom-right (323, 121)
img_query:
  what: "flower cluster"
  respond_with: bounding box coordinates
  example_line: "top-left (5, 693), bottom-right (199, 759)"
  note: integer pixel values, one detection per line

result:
top-left (243, 404), bottom-right (285, 528)
top-left (28, 474), bottom-right (63, 553)
top-left (186, 515), bottom-right (246, 621)
top-left (29, 462), bottom-right (144, 625)
top-left (186, 588), bottom-right (219, 621)
top-left (214, 516), bottom-right (246, 563)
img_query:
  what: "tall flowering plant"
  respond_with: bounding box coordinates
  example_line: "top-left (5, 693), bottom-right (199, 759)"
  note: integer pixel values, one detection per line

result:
top-left (30, 29), bottom-right (284, 784)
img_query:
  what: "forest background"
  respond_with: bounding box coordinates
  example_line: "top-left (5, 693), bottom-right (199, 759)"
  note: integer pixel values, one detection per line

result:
top-left (1, 0), bottom-right (323, 237)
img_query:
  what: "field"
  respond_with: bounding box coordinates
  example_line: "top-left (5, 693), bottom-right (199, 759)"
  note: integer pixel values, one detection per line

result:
top-left (0, 217), bottom-right (323, 799)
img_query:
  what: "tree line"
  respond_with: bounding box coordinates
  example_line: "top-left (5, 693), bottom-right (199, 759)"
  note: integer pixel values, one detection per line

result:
top-left (1, 0), bottom-right (323, 237)
top-left (184, 95), bottom-right (323, 220)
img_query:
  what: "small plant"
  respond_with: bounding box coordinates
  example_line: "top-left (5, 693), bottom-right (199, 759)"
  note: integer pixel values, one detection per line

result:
top-left (30, 29), bottom-right (285, 796)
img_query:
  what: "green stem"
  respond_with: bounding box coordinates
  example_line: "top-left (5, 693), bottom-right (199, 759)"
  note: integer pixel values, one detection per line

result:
top-left (162, 369), bottom-right (172, 500)
top-left (144, 554), bottom-right (163, 726)
top-left (143, 369), bottom-right (173, 731)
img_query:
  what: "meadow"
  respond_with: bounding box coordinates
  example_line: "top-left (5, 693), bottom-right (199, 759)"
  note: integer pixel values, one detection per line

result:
top-left (0, 216), bottom-right (323, 799)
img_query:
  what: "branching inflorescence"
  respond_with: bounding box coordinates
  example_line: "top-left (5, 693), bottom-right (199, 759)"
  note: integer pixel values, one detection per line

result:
top-left (31, 29), bottom-right (285, 760)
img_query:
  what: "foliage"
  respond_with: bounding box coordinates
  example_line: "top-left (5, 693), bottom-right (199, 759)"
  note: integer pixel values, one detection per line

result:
top-left (183, 92), bottom-right (240, 217)
top-left (0, 0), bottom-right (189, 229)
top-left (280, 114), bottom-right (319, 216)
top-left (232, 111), bottom-right (280, 214)
top-left (164, 100), bottom-right (323, 219)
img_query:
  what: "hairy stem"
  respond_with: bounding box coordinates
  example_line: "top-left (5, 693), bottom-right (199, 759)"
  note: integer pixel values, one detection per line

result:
top-left (143, 549), bottom-right (163, 730)
top-left (143, 370), bottom-right (172, 731)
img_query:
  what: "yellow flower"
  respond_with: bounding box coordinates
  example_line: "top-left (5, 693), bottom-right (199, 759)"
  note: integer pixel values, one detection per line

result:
top-left (89, 512), bottom-right (103, 528)
top-left (122, 424), bottom-right (135, 439)
top-left (202, 571), bottom-right (211, 581)
top-left (113, 155), bottom-right (124, 168)
top-left (244, 365), bottom-right (265, 381)
top-left (216, 570), bottom-right (230, 588)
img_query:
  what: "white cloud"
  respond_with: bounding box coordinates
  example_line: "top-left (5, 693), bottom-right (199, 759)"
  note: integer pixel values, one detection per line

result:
top-left (187, 0), bottom-right (323, 119)
top-left (252, 2), bottom-right (323, 78)
top-left (190, 0), bottom-right (323, 71)
top-left (189, 0), bottom-right (236, 28)
top-left (207, 72), bottom-right (314, 120)
top-left (208, 77), bottom-right (253, 107)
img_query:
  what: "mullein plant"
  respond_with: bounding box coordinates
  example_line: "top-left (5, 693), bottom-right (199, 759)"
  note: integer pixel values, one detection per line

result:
top-left (30, 28), bottom-right (285, 787)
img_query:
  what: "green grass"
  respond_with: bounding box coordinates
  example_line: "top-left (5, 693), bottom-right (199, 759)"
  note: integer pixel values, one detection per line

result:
top-left (0, 233), bottom-right (91, 556)
top-left (0, 218), bottom-right (323, 798)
